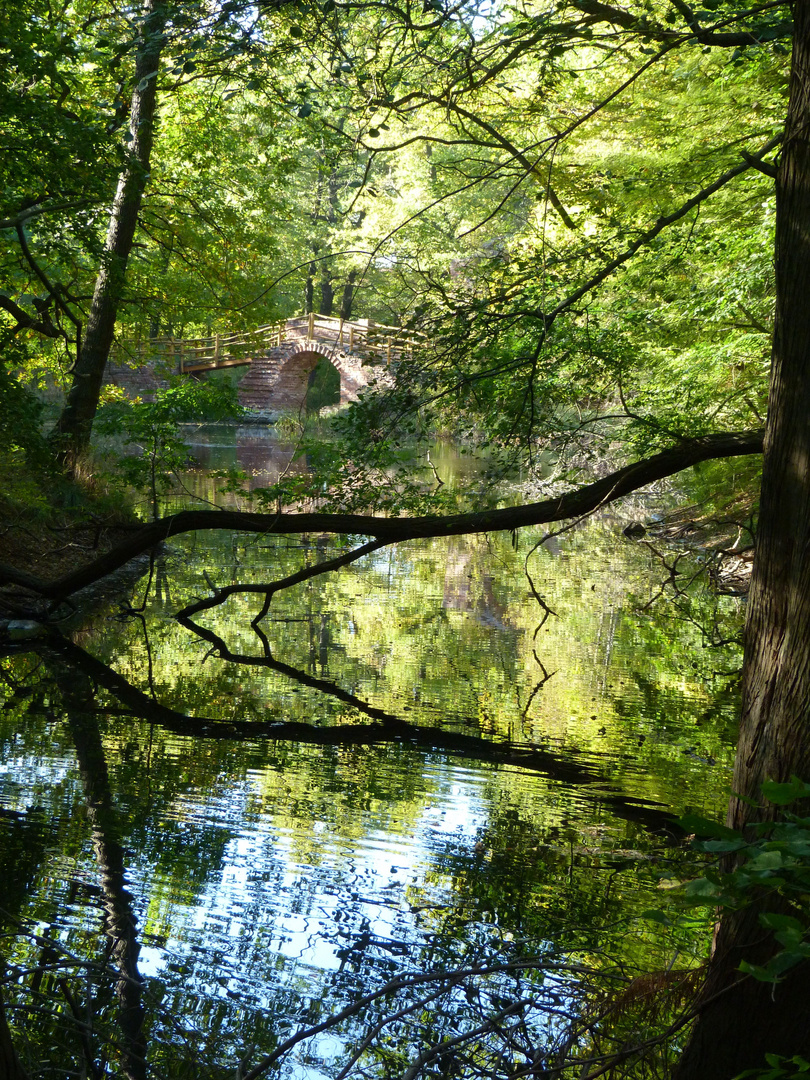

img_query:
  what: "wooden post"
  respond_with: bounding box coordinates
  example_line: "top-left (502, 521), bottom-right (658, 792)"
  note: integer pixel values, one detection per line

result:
top-left (338, 318), bottom-right (344, 348)
top-left (214, 333), bottom-right (221, 365)
top-left (177, 339), bottom-right (184, 374)
top-left (308, 311), bottom-right (315, 339)
top-left (349, 325), bottom-right (354, 351)
top-left (387, 337), bottom-right (391, 365)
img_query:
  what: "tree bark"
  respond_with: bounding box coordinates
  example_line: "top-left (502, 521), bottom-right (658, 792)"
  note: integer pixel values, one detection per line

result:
top-left (674, 4), bottom-right (810, 1076)
top-left (319, 266), bottom-right (334, 316)
top-left (51, 0), bottom-right (167, 458)
top-left (305, 256), bottom-right (317, 313)
top-left (340, 268), bottom-right (357, 321)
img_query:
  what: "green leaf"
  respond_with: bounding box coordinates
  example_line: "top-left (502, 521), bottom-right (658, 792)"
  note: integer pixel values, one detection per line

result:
top-left (684, 876), bottom-right (722, 900)
top-left (137, 70), bottom-right (159, 91)
top-left (750, 849), bottom-right (784, 870)
top-left (641, 908), bottom-right (671, 926)
top-left (289, 24), bottom-right (303, 38)
top-left (761, 778), bottom-right (810, 806)
top-left (759, 913), bottom-right (805, 934)
top-left (679, 813), bottom-right (740, 840)
top-left (702, 839), bottom-right (748, 853)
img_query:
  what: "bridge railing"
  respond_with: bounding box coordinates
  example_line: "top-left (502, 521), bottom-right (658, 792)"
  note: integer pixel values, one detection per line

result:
top-left (111, 314), bottom-right (423, 374)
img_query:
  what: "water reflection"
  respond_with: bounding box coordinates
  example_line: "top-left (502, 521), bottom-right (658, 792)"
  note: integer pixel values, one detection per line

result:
top-left (0, 436), bottom-right (744, 1077)
top-left (185, 424), bottom-right (304, 491)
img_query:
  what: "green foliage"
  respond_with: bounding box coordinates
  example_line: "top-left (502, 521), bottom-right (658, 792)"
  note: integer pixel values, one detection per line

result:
top-left (736, 1054), bottom-right (810, 1080)
top-left (671, 781), bottom-right (810, 986)
top-left (1, 0), bottom-right (789, 500)
top-left (306, 356), bottom-right (341, 412)
top-left (96, 380), bottom-right (244, 517)
top-left (0, 350), bottom-right (49, 468)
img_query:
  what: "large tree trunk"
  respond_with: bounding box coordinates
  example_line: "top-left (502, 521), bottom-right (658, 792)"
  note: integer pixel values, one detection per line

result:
top-left (675, 4), bottom-right (810, 1076)
top-left (319, 266), bottom-right (334, 316)
top-left (51, 0), bottom-right (167, 459)
top-left (305, 256), bottom-right (317, 313)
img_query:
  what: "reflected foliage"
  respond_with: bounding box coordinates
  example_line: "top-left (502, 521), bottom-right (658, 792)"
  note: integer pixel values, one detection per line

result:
top-left (0, 503), bottom-right (743, 1076)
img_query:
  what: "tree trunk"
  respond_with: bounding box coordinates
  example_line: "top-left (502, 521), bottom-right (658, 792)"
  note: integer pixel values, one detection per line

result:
top-left (305, 257), bottom-right (317, 313)
top-left (319, 266), bottom-right (334, 316)
top-left (51, 0), bottom-right (167, 459)
top-left (340, 269), bottom-right (357, 321)
top-left (675, 4), bottom-right (810, 1076)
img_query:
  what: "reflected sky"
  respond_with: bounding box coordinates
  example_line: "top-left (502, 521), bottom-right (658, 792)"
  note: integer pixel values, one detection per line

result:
top-left (0, 444), bottom-right (745, 1077)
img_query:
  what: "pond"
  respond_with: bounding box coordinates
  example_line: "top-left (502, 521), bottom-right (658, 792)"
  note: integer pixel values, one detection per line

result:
top-left (0, 431), bottom-right (744, 1079)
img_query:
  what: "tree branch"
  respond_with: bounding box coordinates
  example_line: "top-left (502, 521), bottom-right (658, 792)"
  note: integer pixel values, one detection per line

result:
top-left (567, 0), bottom-right (792, 47)
top-left (0, 200), bottom-right (90, 232)
top-left (0, 429), bottom-right (763, 605)
top-left (0, 294), bottom-right (61, 338)
top-left (539, 135), bottom-right (782, 324)
top-left (740, 149), bottom-right (779, 178)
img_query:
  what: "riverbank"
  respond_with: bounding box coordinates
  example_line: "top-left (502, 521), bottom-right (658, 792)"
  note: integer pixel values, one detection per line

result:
top-left (0, 453), bottom-right (142, 618)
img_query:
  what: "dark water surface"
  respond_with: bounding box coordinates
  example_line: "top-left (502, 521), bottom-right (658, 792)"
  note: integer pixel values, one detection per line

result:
top-left (0, 432), bottom-right (744, 1078)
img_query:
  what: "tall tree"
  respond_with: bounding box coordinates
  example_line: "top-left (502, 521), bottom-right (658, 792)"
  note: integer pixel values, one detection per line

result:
top-left (675, 1), bottom-right (810, 1074)
top-left (2, 0), bottom-right (291, 459)
top-left (51, 0), bottom-right (168, 457)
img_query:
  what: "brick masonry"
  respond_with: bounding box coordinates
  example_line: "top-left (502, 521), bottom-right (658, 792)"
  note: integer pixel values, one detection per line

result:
top-left (237, 337), bottom-right (387, 414)
top-left (102, 331), bottom-right (390, 417)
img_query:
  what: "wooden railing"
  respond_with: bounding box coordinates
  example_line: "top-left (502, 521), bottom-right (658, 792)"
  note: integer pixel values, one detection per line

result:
top-left (112, 314), bottom-right (423, 374)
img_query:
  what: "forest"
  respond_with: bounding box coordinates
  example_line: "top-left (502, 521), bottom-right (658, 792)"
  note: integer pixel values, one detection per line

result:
top-left (1, 0), bottom-right (810, 1076)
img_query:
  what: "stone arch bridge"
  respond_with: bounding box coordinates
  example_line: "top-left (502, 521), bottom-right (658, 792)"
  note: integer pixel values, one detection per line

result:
top-left (110, 314), bottom-right (420, 415)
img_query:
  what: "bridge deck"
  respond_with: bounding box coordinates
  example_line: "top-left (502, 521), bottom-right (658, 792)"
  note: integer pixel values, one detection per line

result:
top-left (113, 313), bottom-right (421, 374)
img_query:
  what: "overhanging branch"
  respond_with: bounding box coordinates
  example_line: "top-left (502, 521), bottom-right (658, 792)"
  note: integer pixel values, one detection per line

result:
top-left (0, 428), bottom-right (763, 605)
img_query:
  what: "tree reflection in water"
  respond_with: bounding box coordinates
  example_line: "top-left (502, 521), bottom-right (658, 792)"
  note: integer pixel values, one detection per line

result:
top-left (0, 628), bottom-right (705, 1080)
top-left (0, 517), bottom-right (740, 1078)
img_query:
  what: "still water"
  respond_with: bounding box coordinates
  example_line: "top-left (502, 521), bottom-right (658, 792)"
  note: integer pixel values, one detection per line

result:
top-left (0, 430), bottom-right (744, 1078)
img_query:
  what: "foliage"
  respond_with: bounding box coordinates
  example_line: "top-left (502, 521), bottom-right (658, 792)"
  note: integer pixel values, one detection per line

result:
top-left (0, 0), bottom-right (788, 500)
top-left (0, 346), bottom-right (49, 469)
top-left (736, 1054), bottom-right (810, 1080)
top-left (674, 779), bottom-right (810, 986)
top-left (96, 380), bottom-right (244, 517)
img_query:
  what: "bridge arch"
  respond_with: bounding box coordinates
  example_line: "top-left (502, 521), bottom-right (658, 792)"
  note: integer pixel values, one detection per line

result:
top-left (238, 339), bottom-right (382, 415)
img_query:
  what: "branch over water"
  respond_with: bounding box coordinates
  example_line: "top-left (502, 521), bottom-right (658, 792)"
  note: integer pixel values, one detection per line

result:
top-left (0, 429), bottom-right (764, 605)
